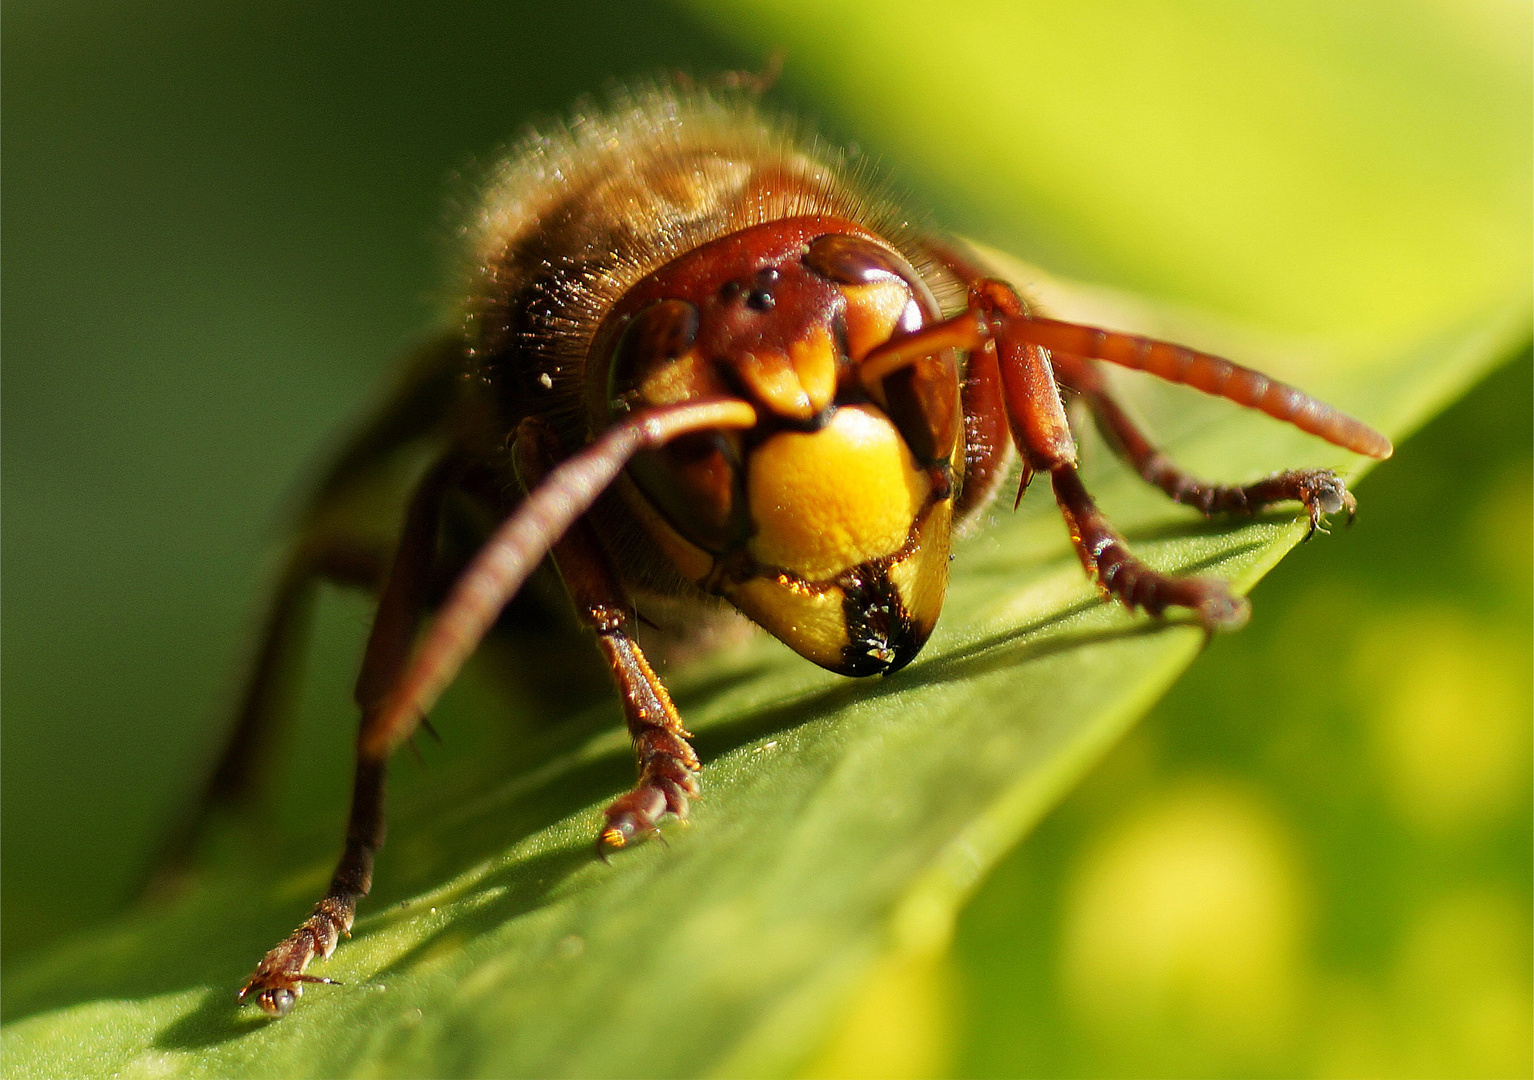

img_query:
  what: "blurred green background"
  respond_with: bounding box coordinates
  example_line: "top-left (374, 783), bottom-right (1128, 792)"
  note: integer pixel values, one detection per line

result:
top-left (4, 0), bottom-right (1529, 1076)
top-left (949, 353), bottom-right (1532, 1078)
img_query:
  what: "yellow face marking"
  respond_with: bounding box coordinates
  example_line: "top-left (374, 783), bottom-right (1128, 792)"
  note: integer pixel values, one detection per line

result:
top-left (722, 575), bottom-right (848, 671)
top-left (841, 279), bottom-right (915, 362)
top-left (724, 328), bottom-right (838, 421)
top-left (786, 327), bottom-right (839, 414)
top-left (734, 349), bottom-right (813, 420)
top-left (746, 404), bottom-right (929, 582)
top-left (885, 497), bottom-right (953, 641)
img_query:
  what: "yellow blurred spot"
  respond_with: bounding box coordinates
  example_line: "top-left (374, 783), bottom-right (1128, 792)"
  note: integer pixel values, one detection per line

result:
top-left (802, 950), bottom-right (956, 1080)
top-left (1059, 779), bottom-right (1306, 1066)
top-left (1352, 611), bottom-right (1531, 835)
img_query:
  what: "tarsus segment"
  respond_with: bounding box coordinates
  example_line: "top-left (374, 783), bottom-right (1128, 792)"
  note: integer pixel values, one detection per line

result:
top-left (1051, 350), bottom-right (1359, 537)
top-left (1051, 465), bottom-right (1250, 630)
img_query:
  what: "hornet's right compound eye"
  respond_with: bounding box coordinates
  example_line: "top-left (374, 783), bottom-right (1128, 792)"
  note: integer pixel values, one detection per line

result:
top-left (607, 298), bottom-right (704, 413)
top-left (608, 298), bottom-right (750, 553)
top-left (805, 234), bottom-right (960, 474)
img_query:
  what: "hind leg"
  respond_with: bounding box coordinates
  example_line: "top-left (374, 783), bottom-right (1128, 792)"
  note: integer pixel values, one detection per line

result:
top-left (143, 536), bottom-right (390, 894)
top-left (200, 539), bottom-right (388, 812)
top-left (239, 455), bottom-right (458, 1015)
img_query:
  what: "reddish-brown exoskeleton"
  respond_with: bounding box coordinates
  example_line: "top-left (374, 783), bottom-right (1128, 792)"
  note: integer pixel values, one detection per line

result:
top-left (196, 83), bottom-right (1390, 1016)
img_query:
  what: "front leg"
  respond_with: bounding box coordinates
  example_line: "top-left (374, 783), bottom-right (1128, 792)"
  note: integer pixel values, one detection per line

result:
top-left (859, 281), bottom-right (1268, 630)
top-left (513, 419), bottom-right (698, 856)
top-left (965, 281), bottom-right (1251, 629)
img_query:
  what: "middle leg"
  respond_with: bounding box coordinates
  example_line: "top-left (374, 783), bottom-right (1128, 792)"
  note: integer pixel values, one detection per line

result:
top-left (1051, 351), bottom-right (1355, 537)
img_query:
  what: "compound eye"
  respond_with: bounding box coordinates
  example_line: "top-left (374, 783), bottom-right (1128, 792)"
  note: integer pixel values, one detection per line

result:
top-left (805, 234), bottom-right (916, 288)
top-left (606, 298), bottom-right (749, 552)
top-left (631, 429), bottom-right (749, 554)
top-left (804, 234), bottom-right (936, 353)
top-left (607, 298), bottom-right (705, 411)
top-left (805, 235), bottom-right (958, 470)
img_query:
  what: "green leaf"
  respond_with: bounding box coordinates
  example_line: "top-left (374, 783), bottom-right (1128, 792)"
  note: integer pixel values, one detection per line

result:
top-left (5, 1), bottom-right (1528, 1076)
